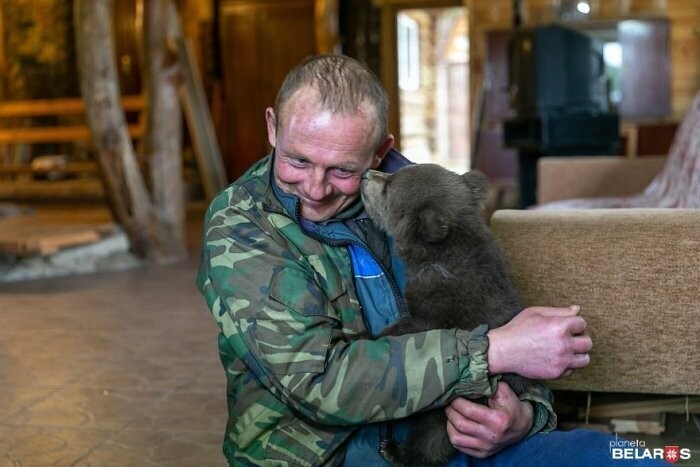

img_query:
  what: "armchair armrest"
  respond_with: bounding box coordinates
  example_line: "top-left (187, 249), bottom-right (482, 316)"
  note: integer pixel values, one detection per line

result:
top-left (490, 208), bottom-right (700, 395)
top-left (537, 156), bottom-right (666, 204)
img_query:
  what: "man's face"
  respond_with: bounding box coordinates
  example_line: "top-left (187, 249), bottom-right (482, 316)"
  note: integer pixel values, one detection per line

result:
top-left (267, 89), bottom-right (393, 222)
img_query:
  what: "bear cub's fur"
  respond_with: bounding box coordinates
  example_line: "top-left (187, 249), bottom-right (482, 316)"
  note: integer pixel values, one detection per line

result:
top-left (361, 163), bottom-right (535, 467)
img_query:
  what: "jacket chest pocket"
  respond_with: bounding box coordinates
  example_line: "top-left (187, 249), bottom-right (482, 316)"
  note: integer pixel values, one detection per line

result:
top-left (307, 254), bottom-right (366, 335)
top-left (256, 254), bottom-right (349, 376)
top-left (305, 254), bottom-right (347, 304)
top-left (265, 254), bottom-right (348, 317)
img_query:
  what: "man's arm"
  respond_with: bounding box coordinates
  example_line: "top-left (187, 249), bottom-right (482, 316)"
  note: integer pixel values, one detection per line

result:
top-left (487, 305), bottom-right (592, 379)
top-left (445, 305), bottom-right (592, 457)
top-left (197, 192), bottom-right (496, 426)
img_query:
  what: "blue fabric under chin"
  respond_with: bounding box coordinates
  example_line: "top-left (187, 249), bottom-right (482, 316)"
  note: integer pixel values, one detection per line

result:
top-left (378, 147), bottom-right (414, 173)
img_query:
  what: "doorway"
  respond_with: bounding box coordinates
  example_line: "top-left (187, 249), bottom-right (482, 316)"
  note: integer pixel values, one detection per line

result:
top-left (395, 6), bottom-right (469, 173)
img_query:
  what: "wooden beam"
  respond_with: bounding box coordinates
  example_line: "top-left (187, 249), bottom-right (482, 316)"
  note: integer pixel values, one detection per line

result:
top-left (169, 2), bottom-right (228, 200)
top-left (0, 123), bottom-right (144, 144)
top-left (0, 178), bottom-right (105, 200)
top-left (0, 162), bottom-right (98, 175)
top-left (0, 95), bottom-right (145, 118)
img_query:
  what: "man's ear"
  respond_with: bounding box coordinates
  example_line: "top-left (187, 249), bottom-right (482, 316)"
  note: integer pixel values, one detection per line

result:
top-left (370, 134), bottom-right (395, 169)
top-left (418, 207), bottom-right (449, 243)
top-left (265, 107), bottom-right (277, 148)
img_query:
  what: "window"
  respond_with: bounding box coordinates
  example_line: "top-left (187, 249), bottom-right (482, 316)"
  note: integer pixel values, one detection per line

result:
top-left (603, 41), bottom-right (622, 106)
top-left (397, 14), bottom-right (420, 91)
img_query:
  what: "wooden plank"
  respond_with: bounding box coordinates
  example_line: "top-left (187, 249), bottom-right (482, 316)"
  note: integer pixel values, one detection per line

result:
top-left (557, 422), bottom-right (612, 433)
top-left (169, 2), bottom-right (228, 200)
top-left (611, 413), bottom-right (667, 436)
top-left (0, 95), bottom-right (145, 118)
top-left (0, 162), bottom-right (98, 175)
top-left (0, 213), bottom-right (116, 255)
top-left (0, 123), bottom-right (144, 145)
top-left (32, 230), bottom-right (103, 255)
top-left (579, 397), bottom-right (700, 419)
top-left (0, 178), bottom-right (105, 200)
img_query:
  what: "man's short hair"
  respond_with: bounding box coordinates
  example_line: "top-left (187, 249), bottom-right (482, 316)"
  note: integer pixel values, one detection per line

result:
top-left (274, 54), bottom-right (389, 144)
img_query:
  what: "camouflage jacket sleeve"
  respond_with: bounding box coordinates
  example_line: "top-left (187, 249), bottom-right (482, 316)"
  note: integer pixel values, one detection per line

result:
top-left (520, 381), bottom-right (557, 435)
top-left (197, 187), bottom-right (496, 427)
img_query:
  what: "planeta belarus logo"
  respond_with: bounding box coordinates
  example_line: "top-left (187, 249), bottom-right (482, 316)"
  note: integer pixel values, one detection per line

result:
top-left (609, 436), bottom-right (692, 463)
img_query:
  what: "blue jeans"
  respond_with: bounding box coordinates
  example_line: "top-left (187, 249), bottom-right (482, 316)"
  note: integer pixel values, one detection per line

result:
top-left (446, 429), bottom-right (667, 466)
top-left (344, 427), bottom-right (667, 466)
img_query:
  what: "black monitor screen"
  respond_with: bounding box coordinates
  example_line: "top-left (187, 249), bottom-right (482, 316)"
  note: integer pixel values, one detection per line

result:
top-left (509, 24), bottom-right (606, 116)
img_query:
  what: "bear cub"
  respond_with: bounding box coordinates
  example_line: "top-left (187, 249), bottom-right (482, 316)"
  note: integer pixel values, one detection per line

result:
top-left (361, 163), bottom-right (536, 467)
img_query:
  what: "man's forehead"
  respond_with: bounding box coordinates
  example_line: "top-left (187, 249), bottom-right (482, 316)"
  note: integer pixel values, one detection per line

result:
top-left (280, 87), bottom-right (377, 124)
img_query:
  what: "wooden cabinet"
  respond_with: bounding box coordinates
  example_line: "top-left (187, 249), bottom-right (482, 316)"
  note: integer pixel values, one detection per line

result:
top-left (218, 0), bottom-right (317, 180)
top-left (621, 119), bottom-right (678, 158)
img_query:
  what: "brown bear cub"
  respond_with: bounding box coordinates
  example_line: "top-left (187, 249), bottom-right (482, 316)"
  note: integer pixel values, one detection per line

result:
top-left (361, 163), bottom-right (536, 467)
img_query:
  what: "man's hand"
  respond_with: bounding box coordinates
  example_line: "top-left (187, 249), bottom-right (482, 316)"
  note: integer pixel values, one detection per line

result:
top-left (487, 305), bottom-right (592, 380)
top-left (445, 382), bottom-right (533, 458)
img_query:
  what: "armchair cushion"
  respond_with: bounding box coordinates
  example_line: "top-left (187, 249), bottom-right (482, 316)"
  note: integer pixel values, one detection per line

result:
top-left (537, 156), bottom-right (666, 205)
top-left (490, 208), bottom-right (700, 395)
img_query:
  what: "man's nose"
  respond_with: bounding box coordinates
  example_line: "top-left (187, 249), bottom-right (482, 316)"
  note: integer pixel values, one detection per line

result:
top-left (305, 170), bottom-right (330, 199)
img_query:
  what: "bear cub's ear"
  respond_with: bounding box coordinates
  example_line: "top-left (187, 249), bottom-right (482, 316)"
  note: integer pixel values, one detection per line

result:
top-left (417, 208), bottom-right (449, 243)
top-left (461, 170), bottom-right (489, 207)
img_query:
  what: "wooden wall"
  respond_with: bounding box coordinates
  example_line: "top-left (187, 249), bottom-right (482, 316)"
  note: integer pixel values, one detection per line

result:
top-left (465, 0), bottom-right (700, 118)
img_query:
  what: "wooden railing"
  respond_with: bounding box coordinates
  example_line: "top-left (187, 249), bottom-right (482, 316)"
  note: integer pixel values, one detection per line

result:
top-left (0, 95), bottom-right (145, 199)
top-left (0, 95), bottom-right (145, 144)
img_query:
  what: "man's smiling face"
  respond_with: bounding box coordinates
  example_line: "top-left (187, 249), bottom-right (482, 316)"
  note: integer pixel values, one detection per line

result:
top-left (267, 88), bottom-right (393, 222)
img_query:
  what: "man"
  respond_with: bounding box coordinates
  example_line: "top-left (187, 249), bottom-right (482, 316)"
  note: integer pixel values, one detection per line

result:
top-left (197, 55), bottom-right (654, 466)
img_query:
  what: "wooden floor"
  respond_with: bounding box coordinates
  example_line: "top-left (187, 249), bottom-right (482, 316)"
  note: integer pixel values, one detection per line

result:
top-left (0, 203), bottom-right (228, 466)
top-left (0, 255), bottom-right (227, 465)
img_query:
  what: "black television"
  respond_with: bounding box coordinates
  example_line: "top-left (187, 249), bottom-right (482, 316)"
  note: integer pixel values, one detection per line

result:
top-left (508, 24), bottom-right (607, 117)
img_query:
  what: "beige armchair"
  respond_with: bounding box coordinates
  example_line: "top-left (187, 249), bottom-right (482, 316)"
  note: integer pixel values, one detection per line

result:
top-left (490, 208), bottom-right (700, 395)
top-left (533, 90), bottom-right (700, 210)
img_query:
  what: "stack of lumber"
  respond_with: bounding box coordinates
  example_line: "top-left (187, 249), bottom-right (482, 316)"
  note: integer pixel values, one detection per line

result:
top-left (558, 394), bottom-right (700, 436)
top-left (0, 207), bottom-right (116, 255)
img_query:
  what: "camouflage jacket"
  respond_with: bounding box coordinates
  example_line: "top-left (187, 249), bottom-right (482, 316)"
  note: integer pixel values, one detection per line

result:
top-left (196, 155), bottom-right (556, 466)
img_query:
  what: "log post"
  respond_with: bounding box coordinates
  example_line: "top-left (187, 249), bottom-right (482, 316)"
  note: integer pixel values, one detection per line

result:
top-left (143, 0), bottom-right (186, 254)
top-left (74, 0), bottom-right (186, 262)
